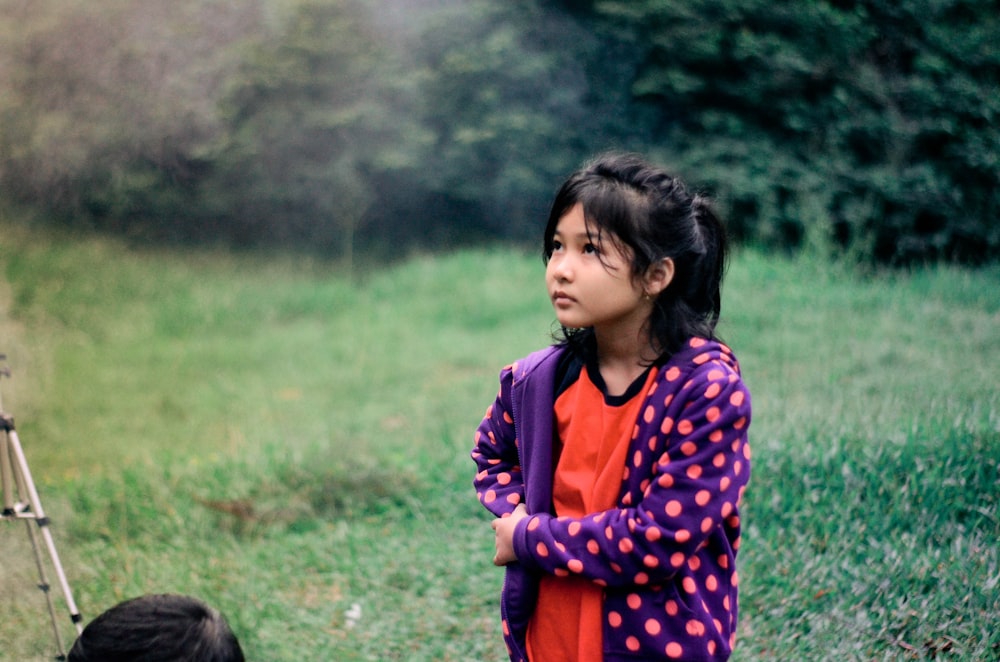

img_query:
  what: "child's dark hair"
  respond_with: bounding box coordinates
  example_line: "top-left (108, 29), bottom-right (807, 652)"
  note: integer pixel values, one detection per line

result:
top-left (67, 593), bottom-right (245, 662)
top-left (543, 152), bottom-right (728, 359)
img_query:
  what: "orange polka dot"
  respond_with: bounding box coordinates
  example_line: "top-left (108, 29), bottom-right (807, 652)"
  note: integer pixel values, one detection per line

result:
top-left (686, 619), bottom-right (705, 636)
top-left (720, 476), bottom-right (731, 492)
top-left (634, 572), bottom-right (649, 585)
top-left (497, 472), bottom-right (511, 485)
top-left (666, 642), bottom-right (683, 658)
top-left (605, 526), bottom-right (614, 540)
top-left (568, 521), bottom-right (581, 536)
top-left (535, 542), bottom-right (549, 557)
top-left (704, 382), bottom-right (721, 398)
top-left (682, 577), bottom-right (697, 594)
top-left (627, 594), bottom-right (642, 609)
top-left (676, 529), bottom-right (691, 543)
top-left (567, 559), bottom-right (583, 573)
top-left (680, 441), bottom-right (697, 456)
top-left (527, 517), bottom-right (541, 531)
top-left (626, 636), bottom-right (640, 652)
top-left (722, 595), bottom-right (730, 610)
top-left (658, 473), bottom-right (674, 488)
top-left (708, 640), bottom-right (717, 655)
top-left (713, 452), bottom-right (726, 467)
top-left (693, 352), bottom-right (710, 364)
top-left (690, 337), bottom-right (706, 348)
top-left (718, 555), bottom-right (729, 569)
top-left (678, 419), bottom-right (693, 435)
top-left (484, 490), bottom-right (497, 503)
top-left (701, 517), bottom-right (714, 533)
top-left (734, 416), bottom-right (746, 430)
top-left (744, 443), bottom-right (752, 459)
top-left (687, 556), bottom-right (701, 571)
top-left (634, 450), bottom-right (644, 467)
top-left (663, 394), bottom-right (673, 407)
top-left (730, 391), bottom-right (744, 407)
top-left (608, 611), bottom-right (623, 627)
top-left (506, 493), bottom-right (521, 505)
top-left (665, 600), bottom-right (679, 616)
top-left (587, 540), bottom-right (599, 554)
top-left (706, 406), bottom-right (720, 422)
top-left (707, 368), bottom-right (724, 381)
top-left (695, 489), bottom-right (711, 506)
top-left (734, 460), bottom-right (743, 476)
top-left (645, 618), bottom-right (662, 635)
top-left (645, 527), bottom-right (662, 542)
top-left (554, 568), bottom-right (569, 577)
top-left (503, 410), bottom-right (513, 423)
top-left (709, 429), bottom-right (724, 443)
top-left (661, 417), bottom-right (674, 434)
top-left (619, 538), bottom-right (634, 553)
top-left (706, 575), bottom-right (719, 591)
top-left (648, 436), bottom-right (658, 451)
top-left (555, 541), bottom-right (567, 553)
top-left (666, 366), bottom-right (681, 381)
top-left (670, 552), bottom-right (685, 568)
top-left (686, 465), bottom-right (703, 479)
top-left (721, 501), bottom-right (733, 518)
top-left (666, 500), bottom-right (683, 517)
top-left (643, 554), bottom-right (659, 568)
top-left (502, 619), bottom-right (510, 635)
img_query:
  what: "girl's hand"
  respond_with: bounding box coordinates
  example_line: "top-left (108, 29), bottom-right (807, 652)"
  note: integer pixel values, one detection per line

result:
top-left (491, 504), bottom-right (528, 566)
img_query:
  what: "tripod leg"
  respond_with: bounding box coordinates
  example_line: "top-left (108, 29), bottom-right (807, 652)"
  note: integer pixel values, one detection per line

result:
top-left (3, 421), bottom-right (84, 643)
top-left (21, 516), bottom-right (69, 659)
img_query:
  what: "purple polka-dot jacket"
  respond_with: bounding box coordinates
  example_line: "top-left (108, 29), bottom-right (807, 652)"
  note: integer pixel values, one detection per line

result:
top-left (472, 338), bottom-right (752, 661)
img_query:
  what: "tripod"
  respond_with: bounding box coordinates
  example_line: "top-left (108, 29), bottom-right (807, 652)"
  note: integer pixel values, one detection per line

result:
top-left (1, 355), bottom-right (83, 660)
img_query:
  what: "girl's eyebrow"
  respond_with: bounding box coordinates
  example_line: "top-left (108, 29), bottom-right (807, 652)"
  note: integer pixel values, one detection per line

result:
top-left (554, 230), bottom-right (600, 243)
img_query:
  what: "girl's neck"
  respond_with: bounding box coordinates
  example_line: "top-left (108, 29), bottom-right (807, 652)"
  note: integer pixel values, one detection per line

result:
top-left (593, 329), bottom-right (659, 397)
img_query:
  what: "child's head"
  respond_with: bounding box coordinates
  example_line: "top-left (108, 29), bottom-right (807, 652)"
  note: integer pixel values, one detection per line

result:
top-left (67, 593), bottom-right (245, 662)
top-left (543, 152), bottom-right (728, 357)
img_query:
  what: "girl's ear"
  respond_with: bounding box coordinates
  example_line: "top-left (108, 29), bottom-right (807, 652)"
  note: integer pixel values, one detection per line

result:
top-left (644, 257), bottom-right (674, 297)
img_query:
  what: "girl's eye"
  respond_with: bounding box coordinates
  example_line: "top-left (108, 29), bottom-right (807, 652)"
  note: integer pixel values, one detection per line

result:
top-left (551, 240), bottom-right (564, 252)
top-left (583, 243), bottom-right (599, 255)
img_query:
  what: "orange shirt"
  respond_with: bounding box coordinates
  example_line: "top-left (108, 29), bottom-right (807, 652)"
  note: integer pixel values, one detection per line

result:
top-left (526, 363), bottom-right (657, 662)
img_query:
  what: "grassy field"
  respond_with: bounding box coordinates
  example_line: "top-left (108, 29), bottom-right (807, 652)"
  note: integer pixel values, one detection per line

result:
top-left (1, 222), bottom-right (998, 661)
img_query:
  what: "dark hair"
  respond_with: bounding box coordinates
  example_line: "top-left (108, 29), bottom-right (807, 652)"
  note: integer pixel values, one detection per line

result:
top-left (67, 594), bottom-right (245, 662)
top-left (543, 152), bottom-right (728, 359)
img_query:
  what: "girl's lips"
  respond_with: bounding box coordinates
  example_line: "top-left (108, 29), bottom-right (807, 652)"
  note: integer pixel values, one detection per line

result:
top-left (552, 291), bottom-right (574, 306)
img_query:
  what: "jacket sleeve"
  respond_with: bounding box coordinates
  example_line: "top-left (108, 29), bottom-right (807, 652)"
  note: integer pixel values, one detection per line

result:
top-left (511, 357), bottom-right (751, 587)
top-left (471, 363), bottom-right (525, 518)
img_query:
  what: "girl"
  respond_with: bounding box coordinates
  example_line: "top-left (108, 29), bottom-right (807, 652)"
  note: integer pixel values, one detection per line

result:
top-left (471, 152), bottom-right (751, 662)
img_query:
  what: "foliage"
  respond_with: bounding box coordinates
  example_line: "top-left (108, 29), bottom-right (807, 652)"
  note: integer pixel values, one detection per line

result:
top-left (0, 0), bottom-right (996, 264)
top-left (575, 0), bottom-right (1000, 263)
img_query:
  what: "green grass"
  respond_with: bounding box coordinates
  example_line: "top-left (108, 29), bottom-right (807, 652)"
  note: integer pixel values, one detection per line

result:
top-left (1, 223), bottom-right (998, 660)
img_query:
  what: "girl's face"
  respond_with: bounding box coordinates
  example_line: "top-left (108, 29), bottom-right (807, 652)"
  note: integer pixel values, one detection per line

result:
top-left (546, 203), bottom-right (651, 337)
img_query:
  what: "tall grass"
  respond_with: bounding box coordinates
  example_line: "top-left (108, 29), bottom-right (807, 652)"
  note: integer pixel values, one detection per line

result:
top-left (1, 224), bottom-right (997, 660)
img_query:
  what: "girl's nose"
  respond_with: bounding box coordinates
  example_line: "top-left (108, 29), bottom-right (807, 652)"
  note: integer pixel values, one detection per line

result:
top-left (548, 256), bottom-right (572, 282)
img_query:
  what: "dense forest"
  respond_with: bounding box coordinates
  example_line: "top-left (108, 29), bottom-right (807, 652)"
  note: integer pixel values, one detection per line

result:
top-left (1, 0), bottom-right (997, 264)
